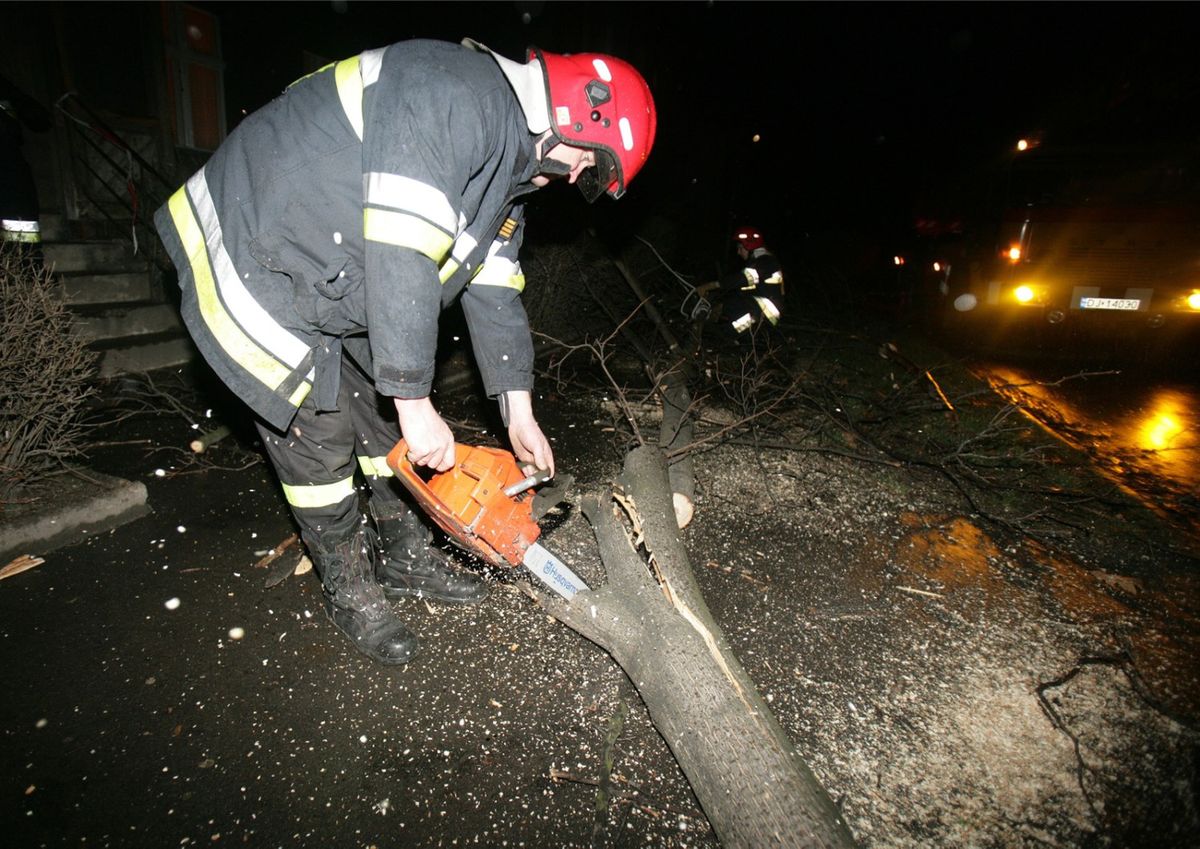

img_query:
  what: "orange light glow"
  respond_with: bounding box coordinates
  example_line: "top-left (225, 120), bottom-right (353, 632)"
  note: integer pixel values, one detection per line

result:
top-left (1132, 391), bottom-right (1193, 454)
top-left (1188, 291), bottom-right (1200, 311)
top-left (1014, 285), bottom-right (1034, 303)
top-left (933, 262), bottom-right (942, 272)
top-left (1145, 414), bottom-right (1181, 450)
top-left (1017, 139), bottom-right (1029, 152)
top-left (1007, 246), bottom-right (1022, 262)
top-left (894, 255), bottom-right (905, 266)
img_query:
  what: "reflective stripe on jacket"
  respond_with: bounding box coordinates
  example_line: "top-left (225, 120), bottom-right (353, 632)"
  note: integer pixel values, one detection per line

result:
top-left (154, 40), bottom-right (538, 431)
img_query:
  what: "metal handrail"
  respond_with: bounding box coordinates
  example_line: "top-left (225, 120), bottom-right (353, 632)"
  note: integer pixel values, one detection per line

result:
top-left (54, 92), bottom-right (172, 272)
top-left (57, 92), bottom-right (174, 194)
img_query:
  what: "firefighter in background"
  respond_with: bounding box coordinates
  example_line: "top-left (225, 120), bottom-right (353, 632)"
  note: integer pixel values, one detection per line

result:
top-left (154, 38), bottom-right (655, 665)
top-left (698, 226), bottom-right (785, 337)
top-left (0, 72), bottom-right (51, 251)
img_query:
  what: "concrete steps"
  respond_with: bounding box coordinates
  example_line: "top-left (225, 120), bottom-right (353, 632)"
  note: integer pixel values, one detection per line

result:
top-left (91, 331), bottom-right (197, 378)
top-left (73, 303), bottom-right (183, 342)
top-left (57, 271), bottom-right (155, 306)
top-left (43, 241), bottom-right (147, 274)
top-left (41, 213), bottom-right (195, 377)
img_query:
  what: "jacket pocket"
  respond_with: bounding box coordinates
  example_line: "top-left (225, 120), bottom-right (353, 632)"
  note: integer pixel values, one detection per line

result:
top-left (248, 233), bottom-right (363, 333)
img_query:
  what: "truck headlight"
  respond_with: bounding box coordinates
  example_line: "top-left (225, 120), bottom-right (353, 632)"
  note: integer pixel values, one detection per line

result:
top-left (1014, 285), bottom-right (1035, 303)
top-left (1187, 291), bottom-right (1200, 311)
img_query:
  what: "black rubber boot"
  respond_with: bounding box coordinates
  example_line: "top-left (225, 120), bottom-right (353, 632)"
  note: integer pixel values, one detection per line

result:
top-left (313, 524), bottom-right (419, 665)
top-left (372, 505), bottom-right (489, 604)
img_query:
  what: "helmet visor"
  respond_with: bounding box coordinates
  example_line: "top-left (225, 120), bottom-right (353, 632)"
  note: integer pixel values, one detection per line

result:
top-left (575, 149), bottom-right (621, 203)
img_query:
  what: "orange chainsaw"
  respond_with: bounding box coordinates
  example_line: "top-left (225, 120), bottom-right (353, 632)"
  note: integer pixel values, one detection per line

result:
top-left (385, 439), bottom-right (589, 600)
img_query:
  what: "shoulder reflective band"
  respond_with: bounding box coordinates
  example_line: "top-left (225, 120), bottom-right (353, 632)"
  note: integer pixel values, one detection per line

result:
top-left (281, 475), bottom-right (357, 509)
top-left (167, 178), bottom-right (312, 402)
top-left (732, 312), bottom-right (754, 333)
top-left (357, 455), bottom-right (394, 478)
top-left (334, 56), bottom-right (364, 139)
top-left (333, 48), bottom-right (385, 141)
top-left (741, 266), bottom-right (760, 290)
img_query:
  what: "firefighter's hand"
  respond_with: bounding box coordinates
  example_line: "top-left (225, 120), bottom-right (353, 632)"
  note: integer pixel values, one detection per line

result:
top-left (502, 390), bottom-right (555, 477)
top-left (394, 397), bottom-right (455, 471)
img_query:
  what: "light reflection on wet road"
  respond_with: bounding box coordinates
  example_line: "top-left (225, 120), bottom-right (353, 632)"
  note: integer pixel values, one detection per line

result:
top-left (974, 363), bottom-right (1200, 539)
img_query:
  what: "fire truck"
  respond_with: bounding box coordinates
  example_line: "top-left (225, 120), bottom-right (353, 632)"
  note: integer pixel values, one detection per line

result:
top-left (927, 139), bottom-right (1200, 344)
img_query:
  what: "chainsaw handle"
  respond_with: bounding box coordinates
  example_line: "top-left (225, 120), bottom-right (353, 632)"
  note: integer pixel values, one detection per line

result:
top-left (503, 468), bottom-right (552, 498)
top-left (386, 439), bottom-right (427, 488)
top-left (384, 438), bottom-right (543, 569)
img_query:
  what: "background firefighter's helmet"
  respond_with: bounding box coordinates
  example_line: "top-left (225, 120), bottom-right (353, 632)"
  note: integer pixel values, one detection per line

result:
top-left (531, 48), bottom-right (656, 202)
top-left (733, 226), bottom-right (766, 253)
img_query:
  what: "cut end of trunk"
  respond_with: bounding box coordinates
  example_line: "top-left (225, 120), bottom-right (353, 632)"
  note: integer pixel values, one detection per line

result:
top-left (672, 492), bottom-right (695, 530)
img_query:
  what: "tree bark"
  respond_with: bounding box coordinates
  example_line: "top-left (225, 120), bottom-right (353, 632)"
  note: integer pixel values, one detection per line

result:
top-left (535, 446), bottom-right (857, 849)
top-left (657, 366), bottom-right (695, 528)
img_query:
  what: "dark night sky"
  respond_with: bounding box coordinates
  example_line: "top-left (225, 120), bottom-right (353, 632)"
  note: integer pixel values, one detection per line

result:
top-left (201, 1), bottom-right (1199, 243)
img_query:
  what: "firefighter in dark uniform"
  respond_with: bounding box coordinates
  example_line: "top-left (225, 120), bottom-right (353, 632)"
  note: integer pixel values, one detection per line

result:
top-left (699, 226), bottom-right (785, 337)
top-left (1, 72), bottom-right (51, 252)
top-left (154, 39), bottom-right (656, 664)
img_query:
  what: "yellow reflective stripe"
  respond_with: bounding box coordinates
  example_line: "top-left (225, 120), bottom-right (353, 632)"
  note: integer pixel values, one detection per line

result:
top-left (438, 259), bottom-right (460, 284)
top-left (450, 231), bottom-right (478, 263)
top-left (364, 208), bottom-right (453, 261)
top-left (286, 60), bottom-right (336, 90)
top-left (335, 56), bottom-right (364, 139)
top-left (281, 475), bottom-right (357, 509)
top-left (288, 381), bottom-right (312, 406)
top-left (470, 256), bottom-right (524, 291)
top-left (356, 455), bottom-right (394, 478)
top-left (365, 173), bottom-right (457, 234)
top-left (188, 171), bottom-right (311, 369)
top-left (754, 296), bottom-right (780, 324)
top-left (168, 188), bottom-right (294, 391)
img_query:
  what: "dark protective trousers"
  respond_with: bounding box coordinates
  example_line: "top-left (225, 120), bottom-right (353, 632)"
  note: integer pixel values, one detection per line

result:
top-left (254, 351), bottom-right (413, 551)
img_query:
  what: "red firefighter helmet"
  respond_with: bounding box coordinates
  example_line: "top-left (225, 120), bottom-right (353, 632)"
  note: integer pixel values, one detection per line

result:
top-left (531, 47), bottom-right (656, 202)
top-left (733, 226), bottom-right (766, 253)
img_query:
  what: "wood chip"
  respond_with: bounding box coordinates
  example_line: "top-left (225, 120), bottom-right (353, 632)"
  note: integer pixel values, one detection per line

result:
top-left (896, 585), bottom-right (944, 599)
top-left (0, 554), bottom-right (45, 582)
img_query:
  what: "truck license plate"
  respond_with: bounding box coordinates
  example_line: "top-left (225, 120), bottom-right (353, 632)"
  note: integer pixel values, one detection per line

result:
top-left (1080, 297), bottom-right (1141, 311)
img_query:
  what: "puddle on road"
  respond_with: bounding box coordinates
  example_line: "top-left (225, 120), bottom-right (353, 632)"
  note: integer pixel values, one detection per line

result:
top-left (894, 512), bottom-right (1007, 601)
top-left (975, 366), bottom-right (1200, 540)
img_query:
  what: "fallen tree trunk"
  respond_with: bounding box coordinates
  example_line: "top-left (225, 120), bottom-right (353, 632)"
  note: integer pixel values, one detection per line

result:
top-left (657, 366), bottom-right (696, 529)
top-left (534, 446), bottom-right (857, 848)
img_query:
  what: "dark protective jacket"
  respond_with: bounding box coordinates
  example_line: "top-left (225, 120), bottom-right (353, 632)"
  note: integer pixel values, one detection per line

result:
top-left (154, 40), bottom-right (539, 431)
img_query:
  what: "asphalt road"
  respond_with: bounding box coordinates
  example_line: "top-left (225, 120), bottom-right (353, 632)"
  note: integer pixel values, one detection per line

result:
top-left (972, 359), bottom-right (1200, 544)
